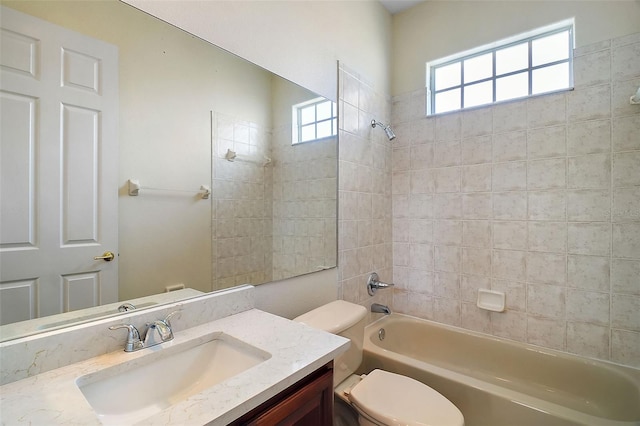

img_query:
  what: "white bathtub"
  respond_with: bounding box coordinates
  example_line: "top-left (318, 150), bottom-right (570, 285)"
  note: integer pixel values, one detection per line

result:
top-left (361, 314), bottom-right (640, 426)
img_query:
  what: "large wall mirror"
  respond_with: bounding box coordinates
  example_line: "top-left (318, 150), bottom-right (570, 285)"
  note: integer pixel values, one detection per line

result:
top-left (0, 0), bottom-right (337, 341)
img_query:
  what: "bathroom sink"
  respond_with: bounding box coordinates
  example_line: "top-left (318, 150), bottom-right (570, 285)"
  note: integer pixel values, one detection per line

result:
top-left (76, 332), bottom-right (270, 425)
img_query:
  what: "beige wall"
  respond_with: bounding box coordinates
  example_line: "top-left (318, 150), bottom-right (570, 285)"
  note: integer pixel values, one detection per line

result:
top-left (392, 1), bottom-right (640, 95)
top-left (124, 0), bottom-right (393, 102)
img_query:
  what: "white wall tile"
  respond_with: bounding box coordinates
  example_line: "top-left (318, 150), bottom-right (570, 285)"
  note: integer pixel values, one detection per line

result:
top-left (462, 164), bottom-right (492, 192)
top-left (613, 151), bottom-right (640, 187)
top-left (434, 167), bottom-right (461, 193)
top-left (461, 135), bottom-right (493, 165)
top-left (528, 190), bottom-right (566, 221)
top-left (527, 93), bottom-right (566, 128)
top-left (493, 221), bottom-right (527, 250)
top-left (410, 144), bottom-right (434, 169)
top-left (567, 119), bottom-right (611, 155)
top-left (434, 193), bottom-right (463, 219)
top-left (462, 248), bottom-right (492, 277)
top-left (462, 220), bottom-right (492, 248)
top-left (493, 131), bottom-right (527, 162)
top-left (461, 302), bottom-right (492, 333)
top-left (462, 107), bottom-right (493, 138)
top-left (494, 192), bottom-right (528, 220)
top-left (434, 245), bottom-right (461, 273)
top-left (434, 271), bottom-right (460, 298)
top-left (528, 283), bottom-right (565, 319)
top-left (493, 100), bottom-right (527, 133)
top-left (491, 310), bottom-right (527, 342)
top-left (613, 223), bottom-right (640, 258)
top-left (568, 223), bottom-right (611, 256)
top-left (612, 41), bottom-right (640, 81)
top-left (567, 84), bottom-right (611, 122)
top-left (611, 329), bottom-right (640, 368)
top-left (493, 161), bottom-right (527, 191)
top-left (566, 189), bottom-right (611, 222)
top-left (611, 258), bottom-right (640, 295)
top-left (567, 255), bottom-right (610, 292)
top-left (433, 220), bottom-right (462, 246)
top-left (491, 279), bottom-right (526, 311)
top-left (612, 293), bottom-right (640, 331)
top-left (492, 249), bottom-right (526, 281)
top-left (528, 158), bottom-right (566, 190)
top-left (433, 140), bottom-right (461, 167)
top-left (613, 187), bottom-right (640, 222)
top-left (528, 221), bottom-right (567, 253)
top-left (527, 125), bottom-right (566, 159)
top-left (527, 316), bottom-right (565, 350)
top-left (462, 193), bottom-right (492, 219)
top-left (573, 49), bottom-right (611, 88)
top-left (612, 115), bottom-right (640, 152)
top-left (460, 274), bottom-right (490, 302)
top-left (567, 322), bottom-right (610, 360)
top-left (527, 252), bottom-right (566, 285)
top-left (567, 153), bottom-right (611, 189)
top-left (566, 289), bottom-right (610, 325)
top-left (435, 113), bottom-right (461, 141)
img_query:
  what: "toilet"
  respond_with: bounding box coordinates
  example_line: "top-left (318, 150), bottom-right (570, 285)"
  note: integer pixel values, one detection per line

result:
top-left (294, 300), bottom-right (464, 426)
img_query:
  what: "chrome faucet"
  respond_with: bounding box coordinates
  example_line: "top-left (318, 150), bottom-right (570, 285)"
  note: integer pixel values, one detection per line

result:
top-left (371, 303), bottom-right (391, 315)
top-left (109, 311), bottom-right (179, 352)
top-left (367, 272), bottom-right (395, 296)
top-left (118, 303), bottom-right (136, 312)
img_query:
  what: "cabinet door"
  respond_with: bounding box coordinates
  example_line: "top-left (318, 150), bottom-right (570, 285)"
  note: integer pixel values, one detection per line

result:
top-left (232, 363), bottom-right (333, 426)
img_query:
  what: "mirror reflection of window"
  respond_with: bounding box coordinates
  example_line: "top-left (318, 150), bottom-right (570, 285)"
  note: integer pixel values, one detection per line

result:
top-left (292, 97), bottom-right (337, 145)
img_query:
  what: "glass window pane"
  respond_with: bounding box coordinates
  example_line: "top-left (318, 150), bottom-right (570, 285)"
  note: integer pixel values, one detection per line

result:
top-left (300, 124), bottom-right (315, 142)
top-left (532, 62), bottom-right (569, 94)
top-left (300, 106), bottom-right (315, 125)
top-left (496, 72), bottom-right (529, 102)
top-left (464, 81), bottom-right (493, 108)
top-left (316, 101), bottom-right (332, 121)
top-left (435, 62), bottom-right (461, 90)
top-left (496, 42), bottom-right (528, 75)
top-left (532, 31), bottom-right (569, 66)
top-left (435, 88), bottom-right (461, 114)
top-left (317, 121), bottom-right (332, 139)
top-left (464, 53), bottom-right (492, 83)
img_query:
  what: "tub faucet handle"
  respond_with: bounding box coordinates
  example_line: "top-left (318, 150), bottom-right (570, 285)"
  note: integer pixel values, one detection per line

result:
top-left (367, 272), bottom-right (395, 296)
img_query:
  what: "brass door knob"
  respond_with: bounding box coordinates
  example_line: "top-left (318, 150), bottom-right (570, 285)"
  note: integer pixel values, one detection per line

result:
top-left (94, 251), bottom-right (115, 262)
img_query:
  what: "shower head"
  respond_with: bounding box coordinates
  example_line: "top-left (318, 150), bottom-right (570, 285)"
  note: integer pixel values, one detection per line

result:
top-left (371, 119), bottom-right (396, 141)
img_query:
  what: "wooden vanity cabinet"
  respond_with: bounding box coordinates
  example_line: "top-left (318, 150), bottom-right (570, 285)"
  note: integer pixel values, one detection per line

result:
top-left (229, 362), bottom-right (334, 426)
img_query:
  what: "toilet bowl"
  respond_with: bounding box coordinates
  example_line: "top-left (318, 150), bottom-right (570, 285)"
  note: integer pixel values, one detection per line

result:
top-left (294, 300), bottom-right (464, 426)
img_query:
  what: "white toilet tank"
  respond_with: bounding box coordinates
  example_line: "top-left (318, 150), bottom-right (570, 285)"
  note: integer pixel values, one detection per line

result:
top-left (294, 300), bottom-right (367, 385)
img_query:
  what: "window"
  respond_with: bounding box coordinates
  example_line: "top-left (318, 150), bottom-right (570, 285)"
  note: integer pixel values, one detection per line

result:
top-left (427, 21), bottom-right (574, 115)
top-left (292, 97), bottom-right (337, 144)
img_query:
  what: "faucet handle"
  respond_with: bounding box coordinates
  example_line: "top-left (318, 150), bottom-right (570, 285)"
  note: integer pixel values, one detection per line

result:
top-left (163, 311), bottom-right (180, 328)
top-left (109, 324), bottom-right (143, 352)
top-left (367, 272), bottom-right (395, 296)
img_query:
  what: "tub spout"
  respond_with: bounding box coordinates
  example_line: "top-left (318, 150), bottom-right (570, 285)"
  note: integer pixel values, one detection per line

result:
top-left (371, 303), bottom-right (391, 315)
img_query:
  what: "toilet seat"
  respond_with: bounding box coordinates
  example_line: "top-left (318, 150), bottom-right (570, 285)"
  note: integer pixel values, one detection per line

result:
top-left (348, 369), bottom-right (464, 426)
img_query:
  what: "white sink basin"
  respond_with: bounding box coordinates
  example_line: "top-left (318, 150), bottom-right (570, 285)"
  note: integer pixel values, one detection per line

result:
top-left (76, 332), bottom-right (270, 425)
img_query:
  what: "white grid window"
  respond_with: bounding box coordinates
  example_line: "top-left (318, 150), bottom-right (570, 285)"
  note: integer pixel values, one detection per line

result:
top-left (292, 97), bottom-right (337, 145)
top-left (427, 22), bottom-right (574, 115)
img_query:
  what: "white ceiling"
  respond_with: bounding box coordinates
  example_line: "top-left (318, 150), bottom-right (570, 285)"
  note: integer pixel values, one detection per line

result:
top-left (379, 0), bottom-right (426, 15)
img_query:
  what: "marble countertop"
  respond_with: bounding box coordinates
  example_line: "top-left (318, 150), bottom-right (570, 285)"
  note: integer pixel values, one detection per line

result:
top-left (0, 308), bottom-right (349, 425)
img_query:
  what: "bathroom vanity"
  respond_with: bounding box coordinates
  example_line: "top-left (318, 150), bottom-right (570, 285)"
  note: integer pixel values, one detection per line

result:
top-left (0, 286), bottom-right (349, 425)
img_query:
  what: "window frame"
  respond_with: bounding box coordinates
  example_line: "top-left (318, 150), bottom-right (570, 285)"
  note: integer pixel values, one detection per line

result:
top-left (291, 97), bottom-right (338, 145)
top-left (426, 21), bottom-right (575, 116)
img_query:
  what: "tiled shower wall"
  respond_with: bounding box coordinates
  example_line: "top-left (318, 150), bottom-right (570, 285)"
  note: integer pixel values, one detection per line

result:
top-left (271, 128), bottom-right (338, 280)
top-left (212, 112), bottom-right (273, 290)
top-left (390, 32), bottom-right (640, 368)
top-left (338, 63), bottom-right (394, 319)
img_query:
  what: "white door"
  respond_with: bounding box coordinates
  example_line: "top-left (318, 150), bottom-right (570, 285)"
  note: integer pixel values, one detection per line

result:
top-left (0, 6), bottom-right (118, 325)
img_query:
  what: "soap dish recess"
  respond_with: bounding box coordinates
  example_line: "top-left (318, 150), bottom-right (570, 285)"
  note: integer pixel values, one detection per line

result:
top-left (477, 289), bottom-right (505, 312)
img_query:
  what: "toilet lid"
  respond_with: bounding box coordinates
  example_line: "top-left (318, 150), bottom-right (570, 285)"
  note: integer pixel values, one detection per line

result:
top-left (348, 369), bottom-right (464, 426)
